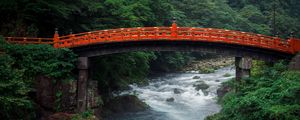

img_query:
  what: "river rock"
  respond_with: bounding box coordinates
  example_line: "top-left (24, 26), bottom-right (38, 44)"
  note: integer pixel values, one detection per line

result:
top-left (201, 90), bottom-right (209, 96)
top-left (193, 76), bottom-right (201, 79)
top-left (154, 84), bottom-right (160, 88)
top-left (223, 73), bottom-right (231, 77)
top-left (217, 86), bottom-right (231, 98)
top-left (166, 97), bottom-right (175, 102)
top-left (103, 95), bottom-right (149, 113)
top-left (174, 88), bottom-right (184, 94)
top-left (215, 80), bottom-right (220, 82)
top-left (193, 82), bottom-right (209, 91)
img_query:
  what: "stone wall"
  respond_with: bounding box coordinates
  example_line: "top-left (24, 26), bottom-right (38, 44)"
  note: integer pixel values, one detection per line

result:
top-left (87, 80), bottom-right (102, 109)
top-left (35, 76), bottom-right (56, 111)
top-left (35, 76), bottom-right (77, 119)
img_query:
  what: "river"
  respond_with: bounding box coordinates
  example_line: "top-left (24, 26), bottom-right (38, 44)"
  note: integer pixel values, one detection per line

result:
top-left (106, 66), bottom-right (235, 120)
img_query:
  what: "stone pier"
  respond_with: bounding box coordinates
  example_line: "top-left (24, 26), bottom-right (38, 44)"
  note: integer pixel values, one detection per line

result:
top-left (289, 53), bottom-right (300, 71)
top-left (77, 57), bottom-right (89, 112)
top-left (235, 57), bottom-right (252, 81)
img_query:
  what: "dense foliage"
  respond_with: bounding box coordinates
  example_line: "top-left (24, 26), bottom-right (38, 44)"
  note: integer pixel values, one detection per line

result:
top-left (0, 36), bottom-right (76, 119)
top-left (1, 0), bottom-right (300, 119)
top-left (0, 0), bottom-right (102, 36)
top-left (171, 0), bottom-right (300, 38)
top-left (150, 52), bottom-right (194, 72)
top-left (91, 52), bottom-right (156, 99)
top-left (206, 62), bottom-right (300, 120)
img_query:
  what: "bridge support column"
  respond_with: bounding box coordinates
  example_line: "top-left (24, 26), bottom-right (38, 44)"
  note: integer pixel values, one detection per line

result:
top-left (77, 57), bottom-right (89, 112)
top-left (235, 57), bottom-right (252, 81)
top-left (289, 53), bottom-right (300, 71)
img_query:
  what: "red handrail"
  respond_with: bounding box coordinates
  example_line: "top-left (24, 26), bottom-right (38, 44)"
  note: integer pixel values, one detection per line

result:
top-left (4, 25), bottom-right (300, 54)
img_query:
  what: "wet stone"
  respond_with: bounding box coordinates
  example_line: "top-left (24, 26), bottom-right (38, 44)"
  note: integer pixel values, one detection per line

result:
top-left (193, 76), bottom-right (201, 79)
top-left (174, 88), bottom-right (184, 94)
top-left (166, 97), bottom-right (175, 102)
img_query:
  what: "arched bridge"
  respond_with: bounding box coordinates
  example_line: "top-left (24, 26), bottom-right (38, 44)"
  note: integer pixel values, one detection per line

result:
top-left (5, 23), bottom-right (300, 60)
top-left (4, 23), bottom-right (300, 112)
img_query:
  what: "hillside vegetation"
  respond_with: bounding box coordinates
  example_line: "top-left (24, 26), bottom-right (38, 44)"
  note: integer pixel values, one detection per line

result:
top-left (206, 62), bottom-right (300, 120)
top-left (0, 0), bottom-right (299, 119)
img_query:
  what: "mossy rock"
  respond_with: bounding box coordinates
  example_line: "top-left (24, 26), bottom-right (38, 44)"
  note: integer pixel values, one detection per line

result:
top-left (192, 76), bottom-right (201, 79)
top-left (193, 82), bottom-right (210, 91)
top-left (103, 95), bottom-right (149, 113)
top-left (223, 73), bottom-right (231, 77)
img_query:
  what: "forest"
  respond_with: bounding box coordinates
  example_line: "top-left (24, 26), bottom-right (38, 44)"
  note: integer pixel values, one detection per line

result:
top-left (0, 0), bottom-right (300, 119)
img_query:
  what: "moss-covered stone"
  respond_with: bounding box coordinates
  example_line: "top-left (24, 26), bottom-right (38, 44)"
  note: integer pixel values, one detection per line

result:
top-left (103, 95), bottom-right (149, 113)
top-left (223, 73), bottom-right (232, 77)
top-left (193, 82), bottom-right (210, 91)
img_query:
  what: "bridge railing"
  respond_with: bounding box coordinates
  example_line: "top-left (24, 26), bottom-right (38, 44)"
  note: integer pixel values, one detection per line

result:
top-left (178, 27), bottom-right (290, 52)
top-left (57, 27), bottom-right (174, 47)
top-left (5, 37), bottom-right (53, 44)
top-left (4, 26), bottom-right (300, 54)
top-left (55, 27), bottom-right (296, 54)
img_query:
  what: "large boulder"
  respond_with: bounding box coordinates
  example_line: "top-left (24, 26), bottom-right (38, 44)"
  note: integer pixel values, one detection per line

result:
top-left (193, 81), bottom-right (209, 91)
top-left (103, 95), bottom-right (149, 113)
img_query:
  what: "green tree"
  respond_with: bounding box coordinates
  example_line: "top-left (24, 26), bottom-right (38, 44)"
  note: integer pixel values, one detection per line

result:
top-left (0, 36), bottom-right (76, 119)
top-left (91, 52), bottom-right (156, 99)
top-left (0, 0), bottom-right (102, 37)
top-left (0, 54), bottom-right (34, 119)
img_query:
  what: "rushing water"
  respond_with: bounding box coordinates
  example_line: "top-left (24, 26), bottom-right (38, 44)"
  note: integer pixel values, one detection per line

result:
top-left (106, 66), bottom-right (235, 120)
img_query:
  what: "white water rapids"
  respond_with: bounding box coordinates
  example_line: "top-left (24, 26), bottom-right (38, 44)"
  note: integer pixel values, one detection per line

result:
top-left (106, 66), bottom-right (235, 120)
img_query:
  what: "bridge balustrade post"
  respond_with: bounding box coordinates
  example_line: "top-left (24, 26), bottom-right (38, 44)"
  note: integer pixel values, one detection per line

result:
top-left (70, 34), bottom-right (75, 48)
top-left (171, 21), bottom-right (178, 39)
top-left (53, 28), bottom-right (60, 48)
top-left (77, 57), bottom-right (89, 112)
top-left (137, 27), bottom-right (141, 40)
top-left (154, 27), bottom-right (158, 40)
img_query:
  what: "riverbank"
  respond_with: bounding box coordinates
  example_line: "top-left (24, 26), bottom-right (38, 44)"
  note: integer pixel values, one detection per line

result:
top-left (182, 56), bottom-right (234, 73)
top-left (205, 62), bottom-right (300, 120)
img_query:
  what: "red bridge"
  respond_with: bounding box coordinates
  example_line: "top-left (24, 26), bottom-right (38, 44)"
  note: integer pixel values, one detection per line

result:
top-left (5, 23), bottom-right (300, 55)
top-left (4, 23), bottom-right (300, 112)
